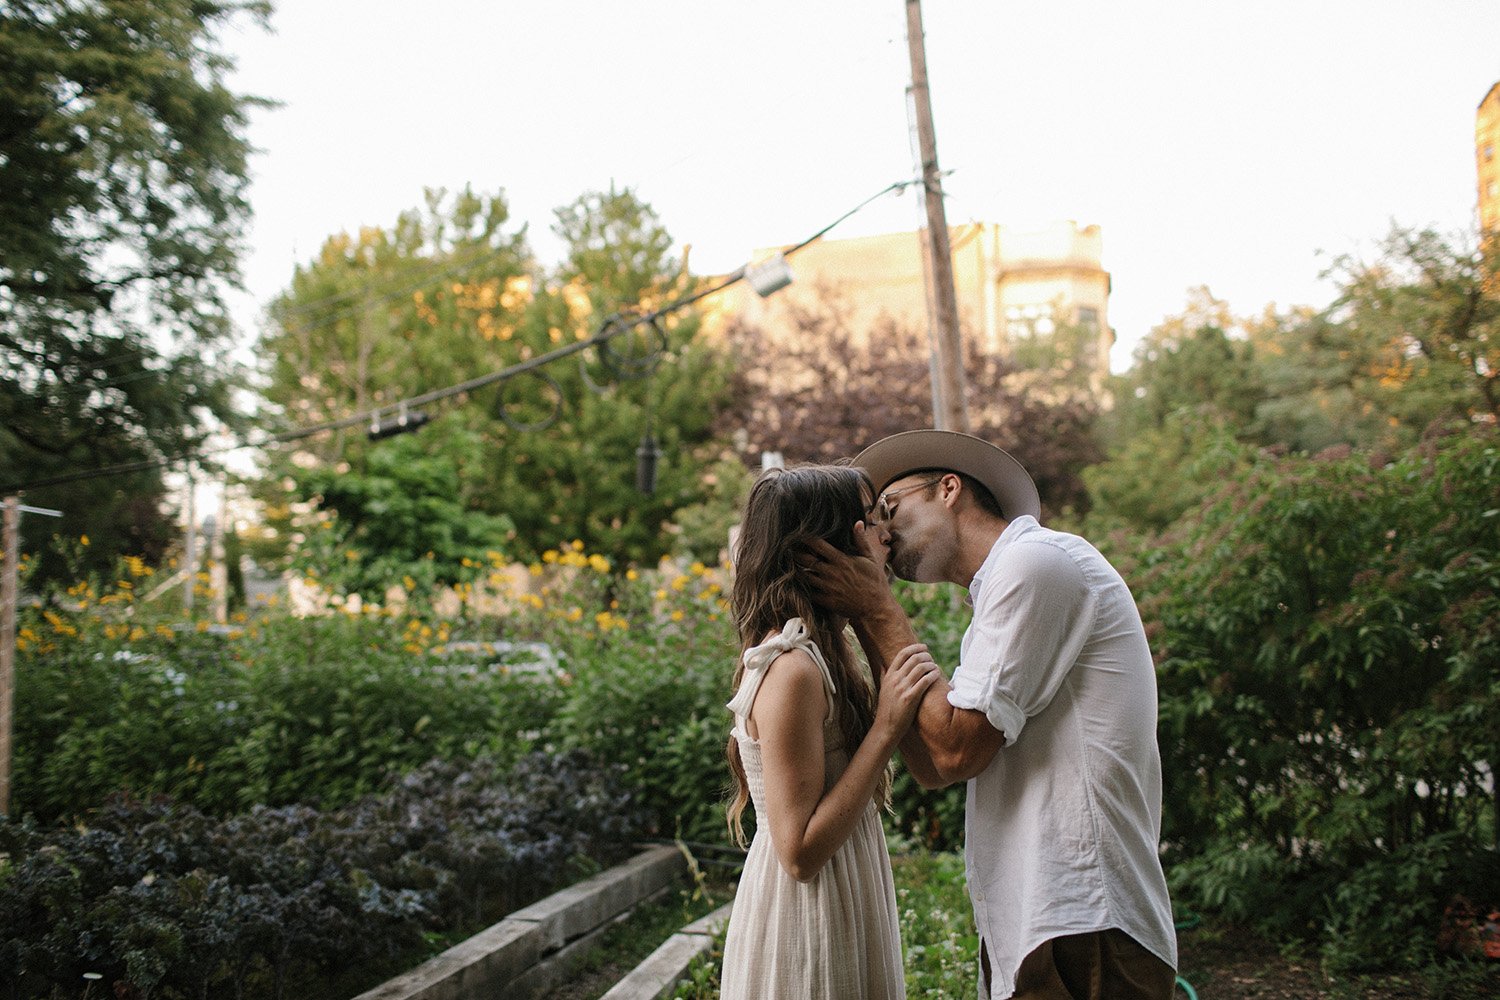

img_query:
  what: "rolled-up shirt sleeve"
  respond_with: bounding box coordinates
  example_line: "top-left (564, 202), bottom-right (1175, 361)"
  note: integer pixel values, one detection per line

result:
top-left (947, 539), bottom-right (1098, 745)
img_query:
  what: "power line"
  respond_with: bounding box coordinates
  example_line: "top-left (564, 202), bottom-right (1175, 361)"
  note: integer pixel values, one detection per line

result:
top-left (2, 179), bottom-right (917, 495)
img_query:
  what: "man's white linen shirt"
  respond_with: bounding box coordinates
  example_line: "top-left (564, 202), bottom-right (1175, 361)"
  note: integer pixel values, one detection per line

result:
top-left (946, 515), bottom-right (1177, 999)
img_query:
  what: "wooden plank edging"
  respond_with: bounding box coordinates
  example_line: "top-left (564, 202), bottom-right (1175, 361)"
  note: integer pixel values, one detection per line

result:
top-left (350, 844), bottom-right (685, 1000)
top-left (599, 900), bottom-right (734, 1000)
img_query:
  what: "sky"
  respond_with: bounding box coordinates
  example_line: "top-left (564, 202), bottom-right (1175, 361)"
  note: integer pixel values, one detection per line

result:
top-left (223, 1), bottom-right (1500, 372)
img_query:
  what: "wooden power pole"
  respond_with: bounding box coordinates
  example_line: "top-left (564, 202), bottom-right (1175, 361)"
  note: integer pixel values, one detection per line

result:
top-left (905, 0), bottom-right (970, 433)
top-left (1, 496), bottom-right (60, 817)
top-left (0, 497), bottom-right (16, 817)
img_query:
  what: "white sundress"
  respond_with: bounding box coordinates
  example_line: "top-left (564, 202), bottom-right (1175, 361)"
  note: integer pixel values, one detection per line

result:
top-left (719, 618), bottom-right (906, 1000)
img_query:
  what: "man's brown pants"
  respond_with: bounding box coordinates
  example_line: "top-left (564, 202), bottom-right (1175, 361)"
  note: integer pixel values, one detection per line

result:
top-left (982, 927), bottom-right (1176, 1000)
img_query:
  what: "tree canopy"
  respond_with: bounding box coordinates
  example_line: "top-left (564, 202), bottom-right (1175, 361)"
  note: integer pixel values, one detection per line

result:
top-left (720, 287), bottom-right (1105, 516)
top-left (257, 186), bottom-right (738, 588)
top-left (0, 0), bottom-right (269, 582)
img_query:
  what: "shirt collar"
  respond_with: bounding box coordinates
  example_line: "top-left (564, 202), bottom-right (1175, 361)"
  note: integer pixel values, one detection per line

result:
top-left (967, 515), bottom-right (1038, 604)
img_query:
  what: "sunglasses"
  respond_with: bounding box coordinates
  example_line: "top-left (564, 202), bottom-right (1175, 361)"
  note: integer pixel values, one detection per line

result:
top-left (875, 476), bottom-right (946, 522)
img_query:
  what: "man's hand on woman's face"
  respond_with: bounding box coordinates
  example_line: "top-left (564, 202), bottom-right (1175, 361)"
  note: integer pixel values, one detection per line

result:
top-left (796, 525), bottom-right (894, 619)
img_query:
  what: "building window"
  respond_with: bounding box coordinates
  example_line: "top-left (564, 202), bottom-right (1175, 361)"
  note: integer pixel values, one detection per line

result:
top-left (1487, 144), bottom-right (1496, 162)
top-left (1077, 306), bottom-right (1099, 329)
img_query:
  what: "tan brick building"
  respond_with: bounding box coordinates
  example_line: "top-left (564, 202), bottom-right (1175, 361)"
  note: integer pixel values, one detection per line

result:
top-left (706, 220), bottom-right (1113, 382)
top-left (1479, 81), bottom-right (1500, 233)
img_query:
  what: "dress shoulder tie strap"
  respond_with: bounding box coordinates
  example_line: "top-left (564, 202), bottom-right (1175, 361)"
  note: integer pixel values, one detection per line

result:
top-left (726, 617), bottom-right (837, 725)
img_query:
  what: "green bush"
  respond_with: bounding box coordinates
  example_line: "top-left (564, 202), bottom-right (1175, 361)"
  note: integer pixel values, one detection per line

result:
top-left (548, 602), bottom-right (738, 844)
top-left (1121, 427), bottom-right (1500, 966)
top-left (13, 611), bottom-right (563, 822)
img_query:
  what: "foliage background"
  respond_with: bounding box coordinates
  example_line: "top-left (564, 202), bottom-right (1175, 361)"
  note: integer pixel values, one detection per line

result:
top-left (1, 0), bottom-right (270, 586)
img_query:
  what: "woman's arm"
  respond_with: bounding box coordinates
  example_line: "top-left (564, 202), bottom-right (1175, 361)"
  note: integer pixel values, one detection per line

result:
top-left (851, 622), bottom-right (945, 788)
top-left (752, 645), bottom-right (938, 882)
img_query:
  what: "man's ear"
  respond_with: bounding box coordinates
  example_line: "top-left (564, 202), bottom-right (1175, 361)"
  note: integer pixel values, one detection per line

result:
top-left (941, 473), bottom-right (963, 510)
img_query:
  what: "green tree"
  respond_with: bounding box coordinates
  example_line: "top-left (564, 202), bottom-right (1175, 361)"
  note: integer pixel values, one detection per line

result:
top-left (1244, 306), bottom-right (1400, 453)
top-left (477, 187), bottom-right (732, 564)
top-left (0, 0), bottom-right (269, 582)
top-left (258, 186), bottom-right (737, 581)
top-left (552, 185), bottom-right (678, 304)
top-left (1108, 288), bottom-right (1266, 445)
top-left (1321, 225), bottom-right (1500, 435)
top-left (261, 186), bottom-right (532, 463)
top-left (288, 419), bottom-right (517, 596)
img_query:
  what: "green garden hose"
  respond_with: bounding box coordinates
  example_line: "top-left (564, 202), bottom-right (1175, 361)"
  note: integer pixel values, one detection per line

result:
top-left (1175, 910), bottom-right (1201, 999)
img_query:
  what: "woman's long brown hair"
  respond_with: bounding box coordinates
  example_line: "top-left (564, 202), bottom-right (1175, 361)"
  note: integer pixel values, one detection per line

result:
top-left (725, 464), bottom-right (888, 846)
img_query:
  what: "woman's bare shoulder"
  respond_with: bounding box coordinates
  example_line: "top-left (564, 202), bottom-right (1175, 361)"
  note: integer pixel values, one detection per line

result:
top-left (749, 647), bottom-right (826, 724)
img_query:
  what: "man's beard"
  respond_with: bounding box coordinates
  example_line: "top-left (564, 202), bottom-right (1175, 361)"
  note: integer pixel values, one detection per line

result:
top-left (888, 537), bottom-right (921, 582)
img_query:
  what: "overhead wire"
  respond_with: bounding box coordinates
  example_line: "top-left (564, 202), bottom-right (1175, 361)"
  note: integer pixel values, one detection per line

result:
top-left (2, 178), bottom-right (919, 495)
top-left (14, 239), bottom-right (523, 408)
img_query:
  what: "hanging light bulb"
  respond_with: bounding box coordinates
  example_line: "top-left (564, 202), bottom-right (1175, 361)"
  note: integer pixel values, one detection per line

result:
top-left (636, 433), bottom-right (661, 494)
top-left (368, 402), bottom-right (432, 440)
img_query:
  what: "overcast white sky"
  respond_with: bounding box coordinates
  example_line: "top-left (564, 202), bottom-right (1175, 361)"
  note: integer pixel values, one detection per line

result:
top-left (224, 1), bottom-right (1500, 371)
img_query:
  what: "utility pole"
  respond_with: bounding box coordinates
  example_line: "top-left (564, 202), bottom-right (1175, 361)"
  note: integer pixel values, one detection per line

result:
top-left (1, 496), bottom-right (61, 816)
top-left (1, 497), bottom-right (16, 817)
top-left (905, 0), bottom-right (970, 433)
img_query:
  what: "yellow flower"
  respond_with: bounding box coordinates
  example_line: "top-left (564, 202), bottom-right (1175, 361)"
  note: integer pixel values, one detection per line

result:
top-left (542, 550), bottom-right (559, 564)
top-left (80, 535), bottom-right (89, 546)
top-left (529, 563), bottom-right (543, 576)
top-left (588, 554), bottom-right (610, 574)
top-left (626, 568), bottom-right (639, 581)
top-left (570, 539), bottom-right (584, 552)
top-left (671, 609), bottom-right (684, 622)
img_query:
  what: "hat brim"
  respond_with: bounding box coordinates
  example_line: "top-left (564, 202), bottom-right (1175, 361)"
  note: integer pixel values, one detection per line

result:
top-left (854, 430), bottom-right (1041, 521)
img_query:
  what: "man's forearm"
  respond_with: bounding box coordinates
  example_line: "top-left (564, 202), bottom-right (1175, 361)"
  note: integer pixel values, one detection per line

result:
top-left (854, 606), bottom-right (953, 789)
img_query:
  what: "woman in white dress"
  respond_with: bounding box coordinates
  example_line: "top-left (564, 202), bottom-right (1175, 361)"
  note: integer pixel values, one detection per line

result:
top-left (719, 464), bottom-right (939, 1000)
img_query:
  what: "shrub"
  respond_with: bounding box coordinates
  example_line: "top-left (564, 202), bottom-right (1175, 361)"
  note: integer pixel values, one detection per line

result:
top-left (0, 751), bottom-right (642, 1000)
top-left (12, 605), bottom-right (564, 822)
top-left (1122, 427), bottom-right (1500, 966)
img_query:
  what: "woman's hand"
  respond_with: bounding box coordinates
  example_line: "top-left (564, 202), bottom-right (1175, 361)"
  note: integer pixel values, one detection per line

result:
top-left (873, 643), bottom-right (940, 742)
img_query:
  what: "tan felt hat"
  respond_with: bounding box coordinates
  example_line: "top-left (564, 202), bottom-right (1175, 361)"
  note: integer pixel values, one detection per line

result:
top-left (853, 430), bottom-right (1041, 521)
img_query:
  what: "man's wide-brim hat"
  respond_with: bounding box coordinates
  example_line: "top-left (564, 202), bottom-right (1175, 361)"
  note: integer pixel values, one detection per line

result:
top-left (854, 430), bottom-right (1041, 521)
